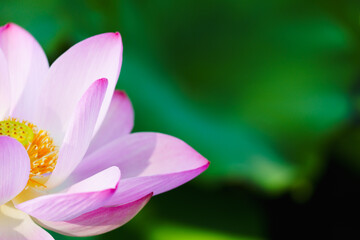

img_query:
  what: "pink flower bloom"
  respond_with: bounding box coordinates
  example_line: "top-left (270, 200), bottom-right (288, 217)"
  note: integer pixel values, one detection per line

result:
top-left (0, 23), bottom-right (209, 239)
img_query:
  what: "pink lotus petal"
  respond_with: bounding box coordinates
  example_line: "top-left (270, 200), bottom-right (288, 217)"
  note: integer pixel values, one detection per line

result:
top-left (37, 32), bottom-right (122, 142)
top-left (16, 166), bottom-right (120, 222)
top-left (87, 90), bottom-right (134, 155)
top-left (0, 23), bottom-right (49, 123)
top-left (0, 49), bottom-right (10, 119)
top-left (45, 78), bottom-right (108, 189)
top-left (0, 202), bottom-right (54, 240)
top-left (70, 132), bottom-right (209, 205)
top-left (0, 136), bottom-right (30, 205)
top-left (35, 193), bottom-right (152, 237)
top-left (107, 164), bottom-right (208, 206)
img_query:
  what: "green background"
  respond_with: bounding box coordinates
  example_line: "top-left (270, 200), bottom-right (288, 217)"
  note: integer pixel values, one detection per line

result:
top-left (1, 0), bottom-right (359, 239)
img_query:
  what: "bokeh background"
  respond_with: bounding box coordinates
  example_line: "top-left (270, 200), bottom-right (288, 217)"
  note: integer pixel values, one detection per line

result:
top-left (1, 0), bottom-right (360, 239)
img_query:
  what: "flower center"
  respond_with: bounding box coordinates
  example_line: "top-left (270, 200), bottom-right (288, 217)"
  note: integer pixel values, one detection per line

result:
top-left (0, 120), bottom-right (34, 146)
top-left (0, 118), bottom-right (58, 189)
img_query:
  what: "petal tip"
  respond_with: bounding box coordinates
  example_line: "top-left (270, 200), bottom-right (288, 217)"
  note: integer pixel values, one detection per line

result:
top-left (1, 22), bottom-right (22, 31)
top-left (100, 32), bottom-right (122, 41)
top-left (203, 160), bottom-right (210, 171)
top-left (98, 77), bottom-right (108, 83)
top-left (114, 89), bottom-right (128, 98)
top-left (111, 32), bottom-right (123, 47)
top-left (96, 78), bottom-right (109, 89)
top-left (1, 22), bottom-right (14, 31)
top-left (3, 23), bottom-right (11, 29)
top-left (204, 160), bottom-right (210, 167)
top-left (193, 158), bottom-right (210, 177)
top-left (138, 192), bottom-right (153, 204)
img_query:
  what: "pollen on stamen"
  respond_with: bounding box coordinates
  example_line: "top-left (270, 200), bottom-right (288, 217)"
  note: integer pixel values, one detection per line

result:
top-left (0, 118), bottom-right (58, 189)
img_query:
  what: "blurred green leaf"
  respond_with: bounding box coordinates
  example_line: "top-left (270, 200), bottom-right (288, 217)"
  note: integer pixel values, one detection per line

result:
top-left (119, 54), bottom-right (296, 192)
top-left (149, 224), bottom-right (263, 240)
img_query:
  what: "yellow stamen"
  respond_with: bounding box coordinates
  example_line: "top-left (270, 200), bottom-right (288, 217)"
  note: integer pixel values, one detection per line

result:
top-left (0, 118), bottom-right (58, 189)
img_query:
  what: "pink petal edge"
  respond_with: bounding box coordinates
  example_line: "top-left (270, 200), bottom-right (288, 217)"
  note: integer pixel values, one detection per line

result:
top-left (35, 193), bottom-right (152, 237)
top-left (70, 132), bottom-right (209, 206)
top-left (107, 162), bottom-right (209, 206)
top-left (15, 166), bottom-right (120, 222)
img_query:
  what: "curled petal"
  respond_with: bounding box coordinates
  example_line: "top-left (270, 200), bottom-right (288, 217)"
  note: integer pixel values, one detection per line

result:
top-left (35, 193), bottom-right (152, 237)
top-left (71, 132), bottom-right (209, 205)
top-left (108, 164), bottom-right (208, 206)
top-left (16, 166), bottom-right (120, 222)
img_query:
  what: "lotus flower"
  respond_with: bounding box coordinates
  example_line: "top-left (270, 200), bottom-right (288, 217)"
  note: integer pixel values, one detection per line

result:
top-left (0, 23), bottom-right (209, 239)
